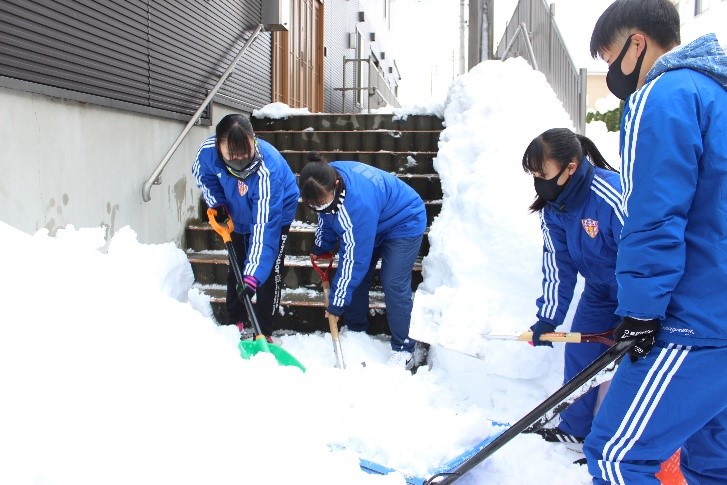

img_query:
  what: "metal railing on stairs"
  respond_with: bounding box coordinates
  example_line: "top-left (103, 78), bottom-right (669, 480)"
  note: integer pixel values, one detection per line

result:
top-left (142, 24), bottom-right (264, 202)
top-left (335, 56), bottom-right (400, 113)
top-left (496, 0), bottom-right (587, 134)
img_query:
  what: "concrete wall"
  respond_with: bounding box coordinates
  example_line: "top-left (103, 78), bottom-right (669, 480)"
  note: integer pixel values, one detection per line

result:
top-left (586, 72), bottom-right (611, 111)
top-left (0, 86), bottom-right (241, 245)
top-left (675, 0), bottom-right (727, 45)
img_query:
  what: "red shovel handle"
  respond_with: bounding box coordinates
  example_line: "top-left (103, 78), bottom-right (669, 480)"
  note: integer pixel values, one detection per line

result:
top-left (310, 252), bottom-right (334, 283)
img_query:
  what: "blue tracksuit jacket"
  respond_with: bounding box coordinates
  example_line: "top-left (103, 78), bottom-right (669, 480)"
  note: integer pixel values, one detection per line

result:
top-left (536, 160), bottom-right (624, 328)
top-left (312, 161), bottom-right (426, 314)
top-left (585, 35), bottom-right (727, 484)
top-left (192, 137), bottom-right (299, 285)
top-left (616, 33), bottom-right (727, 347)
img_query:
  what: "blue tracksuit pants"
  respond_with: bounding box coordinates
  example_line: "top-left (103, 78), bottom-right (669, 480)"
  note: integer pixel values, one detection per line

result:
top-left (584, 343), bottom-right (727, 484)
top-left (558, 289), bottom-right (620, 439)
top-left (344, 235), bottom-right (422, 352)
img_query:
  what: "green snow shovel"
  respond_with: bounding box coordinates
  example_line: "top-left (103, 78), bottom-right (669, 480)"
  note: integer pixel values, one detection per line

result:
top-left (208, 208), bottom-right (305, 372)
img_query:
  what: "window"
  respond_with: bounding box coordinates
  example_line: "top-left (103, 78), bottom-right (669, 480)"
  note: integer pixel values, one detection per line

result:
top-left (695, 0), bottom-right (704, 15)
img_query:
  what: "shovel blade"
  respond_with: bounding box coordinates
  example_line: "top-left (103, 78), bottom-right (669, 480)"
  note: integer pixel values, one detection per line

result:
top-left (238, 340), bottom-right (306, 372)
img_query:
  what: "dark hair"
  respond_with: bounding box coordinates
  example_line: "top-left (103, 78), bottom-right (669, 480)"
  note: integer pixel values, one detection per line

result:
top-left (215, 114), bottom-right (254, 160)
top-left (522, 128), bottom-right (617, 212)
top-left (590, 0), bottom-right (680, 58)
top-left (299, 152), bottom-right (338, 206)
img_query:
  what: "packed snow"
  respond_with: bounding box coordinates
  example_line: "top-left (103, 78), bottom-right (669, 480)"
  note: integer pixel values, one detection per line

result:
top-left (0, 58), bottom-right (621, 484)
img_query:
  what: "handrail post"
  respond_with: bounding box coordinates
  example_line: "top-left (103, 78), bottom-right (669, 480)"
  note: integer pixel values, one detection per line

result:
top-left (342, 56), bottom-right (347, 113)
top-left (519, 22), bottom-right (539, 71)
top-left (578, 68), bottom-right (587, 134)
top-left (142, 24), bottom-right (264, 202)
top-left (499, 22), bottom-right (538, 72)
top-left (367, 56), bottom-right (372, 113)
top-left (499, 23), bottom-right (522, 61)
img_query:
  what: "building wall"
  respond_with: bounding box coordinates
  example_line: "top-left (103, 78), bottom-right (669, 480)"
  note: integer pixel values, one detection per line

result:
top-left (0, 0), bottom-right (272, 245)
top-left (586, 72), bottom-right (612, 112)
top-left (0, 85), bottom-right (245, 245)
top-left (323, 0), bottom-right (400, 112)
top-left (323, 0), bottom-right (360, 112)
top-left (673, 0), bottom-right (727, 45)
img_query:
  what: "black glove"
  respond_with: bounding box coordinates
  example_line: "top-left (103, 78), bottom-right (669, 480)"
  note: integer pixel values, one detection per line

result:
top-left (614, 316), bottom-right (659, 362)
top-left (530, 320), bottom-right (556, 347)
top-left (213, 205), bottom-right (229, 224)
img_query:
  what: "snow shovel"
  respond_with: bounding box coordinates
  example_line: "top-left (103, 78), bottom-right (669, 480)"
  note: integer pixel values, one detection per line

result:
top-left (422, 339), bottom-right (637, 484)
top-left (483, 329), bottom-right (615, 346)
top-left (311, 252), bottom-right (346, 369)
top-left (207, 208), bottom-right (305, 372)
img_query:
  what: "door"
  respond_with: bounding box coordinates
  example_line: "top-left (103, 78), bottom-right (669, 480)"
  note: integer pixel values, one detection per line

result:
top-left (272, 0), bottom-right (324, 111)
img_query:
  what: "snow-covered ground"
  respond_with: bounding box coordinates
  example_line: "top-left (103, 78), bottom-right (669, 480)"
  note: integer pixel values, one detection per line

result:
top-left (1, 58), bottom-right (620, 484)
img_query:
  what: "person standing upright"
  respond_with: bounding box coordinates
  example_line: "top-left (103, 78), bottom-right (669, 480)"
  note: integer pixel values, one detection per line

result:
top-left (586, 1), bottom-right (727, 483)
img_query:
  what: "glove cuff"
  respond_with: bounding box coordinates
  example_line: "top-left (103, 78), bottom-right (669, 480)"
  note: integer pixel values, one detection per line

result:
top-left (243, 275), bottom-right (258, 289)
top-left (532, 320), bottom-right (556, 331)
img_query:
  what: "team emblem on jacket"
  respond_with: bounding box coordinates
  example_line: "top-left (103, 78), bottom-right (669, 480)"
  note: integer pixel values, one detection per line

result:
top-left (238, 180), bottom-right (248, 196)
top-left (581, 218), bottom-right (599, 238)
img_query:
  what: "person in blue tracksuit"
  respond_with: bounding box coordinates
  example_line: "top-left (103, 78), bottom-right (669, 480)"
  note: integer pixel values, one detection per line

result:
top-left (192, 114), bottom-right (299, 339)
top-left (523, 128), bottom-right (623, 445)
top-left (587, 1), bottom-right (727, 483)
top-left (300, 153), bottom-right (426, 369)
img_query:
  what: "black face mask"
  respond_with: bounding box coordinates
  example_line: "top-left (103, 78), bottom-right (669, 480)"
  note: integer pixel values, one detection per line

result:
top-left (223, 139), bottom-right (263, 180)
top-left (534, 165), bottom-right (569, 202)
top-left (606, 35), bottom-right (647, 101)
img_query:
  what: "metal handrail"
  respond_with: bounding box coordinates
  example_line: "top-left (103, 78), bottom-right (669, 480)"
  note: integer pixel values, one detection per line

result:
top-left (337, 57), bottom-right (371, 113)
top-left (142, 24), bottom-right (264, 202)
top-left (496, 0), bottom-right (586, 133)
top-left (499, 22), bottom-right (538, 71)
top-left (336, 56), bottom-right (399, 113)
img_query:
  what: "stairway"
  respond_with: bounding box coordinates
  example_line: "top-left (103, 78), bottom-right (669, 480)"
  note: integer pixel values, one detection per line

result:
top-left (185, 113), bottom-right (443, 335)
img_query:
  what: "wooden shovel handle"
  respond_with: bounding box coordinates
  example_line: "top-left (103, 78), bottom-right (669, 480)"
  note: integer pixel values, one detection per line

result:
top-left (518, 330), bottom-right (614, 345)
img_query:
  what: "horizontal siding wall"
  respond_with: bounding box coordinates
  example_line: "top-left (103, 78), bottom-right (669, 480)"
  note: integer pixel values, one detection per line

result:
top-left (0, 0), bottom-right (150, 106)
top-left (0, 0), bottom-right (271, 120)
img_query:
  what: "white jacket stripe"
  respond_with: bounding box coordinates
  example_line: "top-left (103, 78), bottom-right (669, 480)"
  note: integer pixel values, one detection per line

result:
top-left (333, 205), bottom-right (355, 307)
top-left (314, 215), bottom-right (323, 247)
top-left (540, 211), bottom-right (559, 320)
top-left (245, 162), bottom-right (271, 275)
top-left (592, 176), bottom-right (625, 226)
top-left (621, 78), bottom-right (660, 217)
top-left (192, 139), bottom-right (218, 207)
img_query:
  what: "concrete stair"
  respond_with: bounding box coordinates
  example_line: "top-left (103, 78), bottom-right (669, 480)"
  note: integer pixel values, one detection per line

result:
top-left (186, 113), bottom-right (443, 334)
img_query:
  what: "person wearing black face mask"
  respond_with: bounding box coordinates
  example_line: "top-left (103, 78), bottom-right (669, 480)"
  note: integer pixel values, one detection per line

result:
top-left (300, 152), bottom-right (426, 370)
top-left (522, 128), bottom-right (622, 448)
top-left (605, 34), bottom-right (647, 101)
top-left (587, 1), bottom-right (727, 481)
top-left (192, 114), bottom-right (299, 341)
